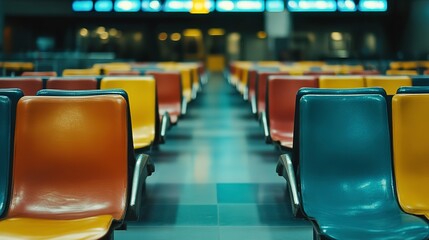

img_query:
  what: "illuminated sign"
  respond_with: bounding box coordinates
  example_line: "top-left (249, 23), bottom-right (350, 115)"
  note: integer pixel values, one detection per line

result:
top-left (217, 0), bottom-right (264, 12)
top-left (266, 0), bottom-right (285, 12)
top-left (337, 0), bottom-right (356, 11)
top-left (288, 0), bottom-right (337, 12)
top-left (95, 0), bottom-right (113, 11)
top-left (72, 0), bottom-right (93, 11)
top-left (114, 0), bottom-right (141, 12)
top-left (358, 0), bottom-right (387, 12)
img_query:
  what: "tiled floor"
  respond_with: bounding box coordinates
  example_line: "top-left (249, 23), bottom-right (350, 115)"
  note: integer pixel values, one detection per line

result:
top-left (115, 73), bottom-right (313, 239)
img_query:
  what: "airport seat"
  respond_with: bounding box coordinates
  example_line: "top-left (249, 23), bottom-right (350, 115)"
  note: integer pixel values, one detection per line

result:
top-left (292, 93), bottom-right (429, 239)
top-left (386, 69), bottom-right (418, 76)
top-left (303, 71), bottom-right (336, 76)
top-left (393, 88), bottom-right (429, 221)
top-left (22, 71), bottom-right (57, 77)
top-left (411, 76), bottom-right (429, 86)
top-left (276, 87), bottom-right (387, 217)
top-left (0, 95), bottom-right (130, 239)
top-left (318, 75), bottom-right (365, 88)
top-left (0, 89), bottom-right (23, 219)
top-left (101, 76), bottom-right (160, 149)
top-left (256, 71), bottom-right (289, 116)
top-left (365, 76), bottom-right (412, 95)
top-left (247, 69), bottom-right (257, 114)
top-left (62, 68), bottom-right (100, 76)
top-left (264, 76), bottom-right (318, 147)
top-left (46, 77), bottom-right (98, 90)
top-left (146, 71), bottom-right (183, 122)
top-left (107, 70), bottom-right (140, 76)
top-left (37, 88), bottom-right (154, 220)
top-left (349, 70), bottom-right (380, 75)
top-left (0, 77), bottom-right (43, 95)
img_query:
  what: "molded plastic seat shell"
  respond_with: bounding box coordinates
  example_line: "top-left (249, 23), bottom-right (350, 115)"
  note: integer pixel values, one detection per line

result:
top-left (0, 77), bottom-right (43, 95)
top-left (319, 75), bottom-right (365, 88)
top-left (393, 92), bottom-right (429, 219)
top-left (299, 94), bottom-right (429, 239)
top-left (256, 72), bottom-right (289, 115)
top-left (46, 77), bottom-right (98, 90)
top-left (101, 76), bottom-right (158, 149)
top-left (365, 76), bottom-right (412, 95)
top-left (267, 76), bottom-right (318, 148)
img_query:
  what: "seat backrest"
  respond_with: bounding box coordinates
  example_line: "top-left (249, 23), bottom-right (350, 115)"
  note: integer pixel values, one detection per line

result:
top-left (299, 94), bottom-right (395, 219)
top-left (0, 89), bottom-right (24, 218)
top-left (9, 95), bottom-right (128, 220)
top-left (411, 76), bottom-right (429, 86)
top-left (146, 71), bottom-right (182, 112)
top-left (107, 71), bottom-right (140, 76)
top-left (319, 76), bottom-right (365, 88)
top-left (303, 71), bottom-right (336, 76)
top-left (0, 77), bottom-right (43, 96)
top-left (22, 71), bottom-right (57, 77)
top-left (101, 76), bottom-right (158, 149)
top-left (386, 70), bottom-right (418, 76)
top-left (349, 70), bottom-right (380, 75)
top-left (0, 96), bottom-right (11, 218)
top-left (365, 76), bottom-right (412, 95)
top-left (267, 76), bottom-right (318, 140)
top-left (393, 92), bottom-right (429, 216)
top-left (256, 71), bottom-right (289, 114)
top-left (46, 77), bottom-right (98, 90)
top-left (247, 69), bottom-right (257, 97)
top-left (62, 68), bottom-right (100, 76)
top-left (292, 88), bottom-right (387, 174)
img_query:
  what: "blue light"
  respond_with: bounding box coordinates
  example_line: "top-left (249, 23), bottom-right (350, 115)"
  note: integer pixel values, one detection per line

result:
top-left (95, 0), bottom-right (113, 12)
top-left (337, 0), bottom-right (356, 12)
top-left (114, 0), bottom-right (140, 12)
top-left (287, 0), bottom-right (337, 12)
top-left (216, 0), bottom-right (264, 12)
top-left (358, 0), bottom-right (387, 12)
top-left (266, 0), bottom-right (285, 12)
top-left (142, 0), bottom-right (162, 12)
top-left (72, 0), bottom-right (93, 12)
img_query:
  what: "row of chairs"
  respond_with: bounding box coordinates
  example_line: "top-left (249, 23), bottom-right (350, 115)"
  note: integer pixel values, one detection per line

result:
top-left (0, 73), bottom-right (185, 148)
top-left (0, 88), bottom-right (154, 239)
top-left (275, 86), bottom-right (429, 239)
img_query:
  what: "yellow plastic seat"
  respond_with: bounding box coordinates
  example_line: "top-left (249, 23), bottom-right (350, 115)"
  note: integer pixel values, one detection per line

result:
top-left (62, 68), bottom-right (100, 76)
top-left (0, 215), bottom-right (113, 240)
top-left (93, 63), bottom-right (131, 75)
top-left (386, 69), bottom-right (418, 76)
top-left (101, 76), bottom-right (158, 149)
top-left (319, 75), bottom-right (365, 88)
top-left (365, 76), bottom-right (412, 95)
top-left (393, 93), bottom-right (429, 219)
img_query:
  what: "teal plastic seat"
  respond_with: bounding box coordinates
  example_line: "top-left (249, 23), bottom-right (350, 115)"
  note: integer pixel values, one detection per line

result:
top-left (0, 89), bottom-right (23, 218)
top-left (300, 94), bottom-right (429, 239)
top-left (37, 89), bottom-right (154, 221)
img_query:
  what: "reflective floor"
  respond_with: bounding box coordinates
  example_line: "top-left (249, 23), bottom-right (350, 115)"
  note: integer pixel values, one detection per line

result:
top-left (115, 73), bottom-right (313, 240)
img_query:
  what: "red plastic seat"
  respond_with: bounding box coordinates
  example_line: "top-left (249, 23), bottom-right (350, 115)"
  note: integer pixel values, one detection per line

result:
top-left (0, 78), bottom-right (43, 96)
top-left (267, 76), bottom-right (318, 148)
top-left (247, 69), bottom-right (258, 114)
top-left (146, 71), bottom-right (182, 125)
top-left (46, 77), bottom-right (98, 90)
top-left (256, 72), bottom-right (289, 115)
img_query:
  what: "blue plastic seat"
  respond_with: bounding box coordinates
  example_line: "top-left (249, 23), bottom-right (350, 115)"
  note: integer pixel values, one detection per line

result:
top-left (411, 76), bottom-right (429, 86)
top-left (0, 89), bottom-right (23, 218)
top-left (300, 94), bottom-right (429, 239)
top-left (37, 89), bottom-right (154, 221)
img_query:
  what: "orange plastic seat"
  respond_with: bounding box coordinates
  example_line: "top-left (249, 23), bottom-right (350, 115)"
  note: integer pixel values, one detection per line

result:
top-left (349, 70), bottom-right (380, 75)
top-left (101, 76), bottom-right (159, 149)
top-left (146, 71), bottom-right (182, 124)
top-left (247, 69), bottom-right (258, 114)
top-left (0, 95), bottom-right (128, 239)
top-left (386, 70), bottom-right (418, 76)
top-left (265, 76), bottom-right (318, 147)
top-left (365, 76), bottom-right (412, 95)
top-left (319, 75), bottom-right (365, 89)
top-left (393, 92), bottom-right (429, 220)
top-left (22, 71), bottom-right (57, 77)
top-left (0, 77), bottom-right (43, 95)
top-left (46, 77), bottom-right (98, 90)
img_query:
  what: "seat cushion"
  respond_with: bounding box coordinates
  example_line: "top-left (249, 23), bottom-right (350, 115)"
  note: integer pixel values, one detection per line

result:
top-left (318, 209), bottom-right (429, 240)
top-left (0, 215), bottom-right (114, 240)
top-left (270, 120), bottom-right (294, 148)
